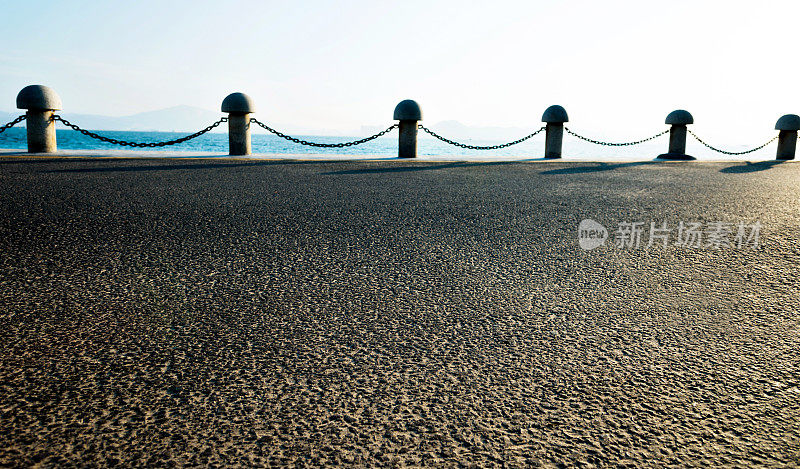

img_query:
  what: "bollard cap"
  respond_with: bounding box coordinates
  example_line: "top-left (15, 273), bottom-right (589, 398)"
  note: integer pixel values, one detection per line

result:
top-left (775, 114), bottom-right (800, 131)
top-left (541, 105), bottom-right (568, 123)
top-left (221, 92), bottom-right (255, 114)
top-left (393, 99), bottom-right (422, 121)
top-left (16, 85), bottom-right (62, 111)
top-left (665, 110), bottom-right (693, 125)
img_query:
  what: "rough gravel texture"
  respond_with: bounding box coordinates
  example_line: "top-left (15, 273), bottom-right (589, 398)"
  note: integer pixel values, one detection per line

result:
top-left (0, 157), bottom-right (798, 467)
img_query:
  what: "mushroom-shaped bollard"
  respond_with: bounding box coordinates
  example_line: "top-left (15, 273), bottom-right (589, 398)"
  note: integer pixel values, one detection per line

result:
top-left (542, 105), bottom-right (568, 158)
top-left (221, 92), bottom-right (255, 156)
top-left (394, 100), bottom-right (422, 158)
top-left (775, 114), bottom-right (800, 160)
top-left (657, 110), bottom-right (695, 160)
top-left (16, 85), bottom-right (62, 153)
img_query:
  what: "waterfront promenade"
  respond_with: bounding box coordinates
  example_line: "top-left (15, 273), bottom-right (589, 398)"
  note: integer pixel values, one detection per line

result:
top-left (0, 156), bottom-right (798, 466)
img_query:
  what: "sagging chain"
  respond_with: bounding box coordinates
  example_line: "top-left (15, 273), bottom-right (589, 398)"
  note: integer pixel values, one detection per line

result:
top-left (417, 125), bottom-right (546, 150)
top-left (564, 127), bottom-right (669, 146)
top-left (52, 115), bottom-right (228, 148)
top-left (688, 129), bottom-right (778, 155)
top-left (250, 118), bottom-right (397, 147)
top-left (0, 115), bottom-right (26, 134)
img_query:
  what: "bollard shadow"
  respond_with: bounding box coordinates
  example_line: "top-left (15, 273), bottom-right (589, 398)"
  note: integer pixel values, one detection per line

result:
top-left (718, 160), bottom-right (785, 174)
top-left (320, 159), bottom-right (541, 175)
top-left (538, 161), bottom-right (657, 175)
top-left (0, 157), bottom-right (105, 165)
top-left (36, 159), bottom-right (355, 173)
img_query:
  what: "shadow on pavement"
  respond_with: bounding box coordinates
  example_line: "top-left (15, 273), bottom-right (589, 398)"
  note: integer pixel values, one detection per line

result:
top-left (33, 159), bottom-right (354, 173)
top-left (539, 161), bottom-right (657, 175)
top-left (7, 156), bottom-right (789, 176)
top-left (321, 160), bottom-right (541, 175)
top-left (718, 161), bottom-right (785, 174)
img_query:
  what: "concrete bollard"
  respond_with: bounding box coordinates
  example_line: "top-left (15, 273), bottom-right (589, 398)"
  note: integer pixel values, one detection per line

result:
top-left (774, 114), bottom-right (800, 160)
top-left (16, 85), bottom-right (62, 153)
top-left (393, 100), bottom-right (422, 158)
top-left (657, 110), bottom-right (695, 160)
top-left (221, 92), bottom-right (255, 156)
top-left (542, 105), bottom-right (568, 158)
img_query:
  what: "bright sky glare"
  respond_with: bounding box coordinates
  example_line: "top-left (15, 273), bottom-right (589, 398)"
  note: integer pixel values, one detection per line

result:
top-left (2, 0), bottom-right (798, 142)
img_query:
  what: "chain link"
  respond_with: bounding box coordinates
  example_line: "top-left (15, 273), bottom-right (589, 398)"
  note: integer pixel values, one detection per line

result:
top-left (0, 115), bottom-right (26, 134)
top-left (417, 125), bottom-right (546, 150)
top-left (23, 113), bottom-right (787, 157)
top-left (564, 127), bottom-right (669, 146)
top-left (250, 118), bottom-right (397, 148)
top-left (688, 129), bottom-right (778, 155)
top-left (52, 115), bottom-right (227, 148)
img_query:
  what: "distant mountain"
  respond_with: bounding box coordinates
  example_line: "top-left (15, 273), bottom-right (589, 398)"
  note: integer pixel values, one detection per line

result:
top-left (59, 105), bottom-right (226, 132)
top-left (0, 111), bottom-right (20, 125)
top-left (425, 120), bottom-right (539, 142)
top-left (0, 106), bottom-right (226, 133)
top-left (1, 108), bottom-right (536, 141)
top-left (360, 120), bottom-right (538, 142)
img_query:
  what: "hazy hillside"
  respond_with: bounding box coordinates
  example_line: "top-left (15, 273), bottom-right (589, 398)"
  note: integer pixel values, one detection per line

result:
top-left (63, 106), bottom-right (224, 132)
top-left (1, 108), bottom-right (535, 141)
top-left (426, 120), bottom-right (541, 142)
top-left (0, 106), bottom-right (226, 132)
top-left (0, 111), bottom-right (18, 125)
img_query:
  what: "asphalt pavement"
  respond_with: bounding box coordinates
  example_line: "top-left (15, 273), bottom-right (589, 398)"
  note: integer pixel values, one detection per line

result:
top-left (0, 157), bottom-right (798, 466)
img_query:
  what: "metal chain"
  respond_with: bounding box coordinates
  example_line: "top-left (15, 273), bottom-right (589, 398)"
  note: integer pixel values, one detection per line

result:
top-left (52, 115), bottom-right (228, 148)
top-left (688, 129), bottom-right (778, 155)
top-left (30, 113), bottom-right (787, 157)
top-left (417, 125), bottom-right (546, 150)
top-left (0, 115), bottom-right (26, 134)
top-left (564, 127), bottom-right (669, 146)
top-left (251, 118), bottom-right (397, 147)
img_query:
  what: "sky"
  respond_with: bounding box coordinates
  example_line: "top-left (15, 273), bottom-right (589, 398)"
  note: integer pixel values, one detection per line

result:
top-left (2, 0), bottom-right (799, 142)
